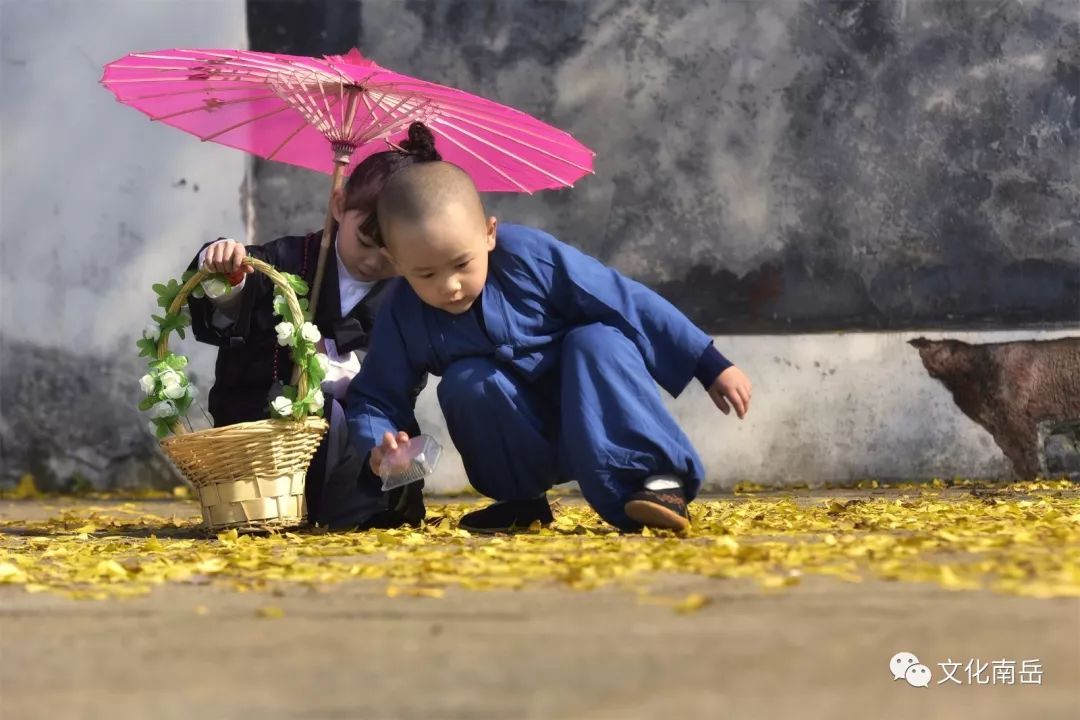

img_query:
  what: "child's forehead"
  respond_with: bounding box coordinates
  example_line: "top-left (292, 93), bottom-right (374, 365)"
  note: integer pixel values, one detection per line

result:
top-left (405, 227), bottom-right (481, 254)
top-left (395, 202), bottom-right (482, 239)
top-left (393, 220), bottom-right (484, 262)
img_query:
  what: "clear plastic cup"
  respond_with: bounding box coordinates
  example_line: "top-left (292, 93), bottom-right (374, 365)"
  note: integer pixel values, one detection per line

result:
top-left (377, 434), bottom-right (443, 491)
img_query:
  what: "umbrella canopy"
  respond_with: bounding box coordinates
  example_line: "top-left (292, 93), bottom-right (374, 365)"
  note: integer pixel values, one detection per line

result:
top-left (100, 47), bottom-right (594, 192)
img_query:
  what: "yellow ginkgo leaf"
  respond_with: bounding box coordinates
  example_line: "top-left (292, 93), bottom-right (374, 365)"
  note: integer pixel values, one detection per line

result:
top-left (674, 593), bottom-right (711, 614)
top-left (9, 474), bottom-right (41, 499)
top-left (0, 562), bottom-right (27, 584)
top-left (256, 606), bottom-right (285, 619)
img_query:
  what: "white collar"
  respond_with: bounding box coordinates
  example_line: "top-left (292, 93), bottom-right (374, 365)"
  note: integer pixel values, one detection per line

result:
top-left (335, 231), bottom-right (376, 315)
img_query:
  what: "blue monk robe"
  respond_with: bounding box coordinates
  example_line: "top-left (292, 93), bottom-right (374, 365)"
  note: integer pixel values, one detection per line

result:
top-left (346, 224), bottom-right (729, 529)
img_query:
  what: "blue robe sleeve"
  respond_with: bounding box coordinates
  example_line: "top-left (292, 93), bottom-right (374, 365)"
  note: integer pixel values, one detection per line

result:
top-left (345, 287), bottom-right (425, 460)
top-left (541, 238), bottom-right (715, 398)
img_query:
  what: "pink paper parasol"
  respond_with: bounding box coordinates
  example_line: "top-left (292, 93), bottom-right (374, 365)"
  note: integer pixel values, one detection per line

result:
top-left (101, 47), bottom-right (595, 316)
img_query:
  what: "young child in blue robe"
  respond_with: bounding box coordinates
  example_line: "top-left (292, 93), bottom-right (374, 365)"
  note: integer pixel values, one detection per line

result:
top-left (346, 162), bottom-right (753, 532)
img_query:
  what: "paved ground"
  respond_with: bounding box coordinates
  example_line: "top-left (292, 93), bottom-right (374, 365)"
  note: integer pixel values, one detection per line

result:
top-left (0, 496), bottom-right (1077, 720)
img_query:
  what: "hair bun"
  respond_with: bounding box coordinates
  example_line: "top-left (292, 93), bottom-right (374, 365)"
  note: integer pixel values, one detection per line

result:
top-left (400, 121), bottom-right (441, 162)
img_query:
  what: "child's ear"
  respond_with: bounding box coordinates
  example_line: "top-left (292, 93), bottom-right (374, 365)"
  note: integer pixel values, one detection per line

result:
top-left (331, 189), bottom-right (346, 224)
top-left (485, 216), bottom-right (498, 251)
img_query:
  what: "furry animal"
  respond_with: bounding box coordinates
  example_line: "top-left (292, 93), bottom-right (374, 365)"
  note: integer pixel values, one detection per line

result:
top-left (910, 337), bottom-right (1080, 479)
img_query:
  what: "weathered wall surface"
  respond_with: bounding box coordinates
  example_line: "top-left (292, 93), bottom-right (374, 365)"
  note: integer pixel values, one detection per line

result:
top-left (0, 0), bottom-right (248, 489)
top-left (251, 0), bottom-right (1080, 333)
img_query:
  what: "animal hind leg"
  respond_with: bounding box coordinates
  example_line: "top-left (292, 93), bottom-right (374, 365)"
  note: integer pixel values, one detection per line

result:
top-left (992, 421), bottom-right (1041, 480)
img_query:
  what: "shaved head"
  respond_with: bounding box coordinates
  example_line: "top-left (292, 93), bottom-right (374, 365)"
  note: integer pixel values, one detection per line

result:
top-left (374, 161), bottom-right (498, 315)
top-left (376, 162), bottom-right (486, 247)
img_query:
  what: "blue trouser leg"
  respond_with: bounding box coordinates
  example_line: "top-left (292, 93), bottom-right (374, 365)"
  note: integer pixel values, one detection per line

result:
top-left (438, 326), bottom-right (704, 531)
top-left (438, 357), bottom-right (560, 501)
top-left (559, 324), bottom-right (705, 530)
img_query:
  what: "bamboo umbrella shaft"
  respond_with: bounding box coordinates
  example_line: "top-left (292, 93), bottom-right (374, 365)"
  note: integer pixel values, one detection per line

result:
top-left (291, 155), bottom-right (347, 385)
top-left (309, 159), bottom-right (347, 319)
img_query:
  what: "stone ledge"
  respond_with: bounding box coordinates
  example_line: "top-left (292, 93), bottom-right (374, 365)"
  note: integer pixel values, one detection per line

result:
top-left (1039, 419), bottom-right (1080, 479)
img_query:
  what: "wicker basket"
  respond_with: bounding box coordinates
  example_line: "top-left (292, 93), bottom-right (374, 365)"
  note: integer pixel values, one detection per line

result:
top-left (156, 257), bottom-right (328, 531)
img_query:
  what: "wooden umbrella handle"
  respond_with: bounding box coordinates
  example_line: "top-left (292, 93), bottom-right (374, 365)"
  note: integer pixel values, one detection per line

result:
top-left (296, 158), bottom-right (349, 385)
top-left (307, 160), bottom-right (349, 321)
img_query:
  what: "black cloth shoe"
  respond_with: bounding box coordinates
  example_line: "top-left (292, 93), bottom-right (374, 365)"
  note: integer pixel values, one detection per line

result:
top-left (458, 496), bottom-right (553, 534)
top-left (624, 486), bottom-right (690, 532)
top-left (358, 480), bottom-right (426, 530)
top-left (392, 479), bottom-right (427, 527)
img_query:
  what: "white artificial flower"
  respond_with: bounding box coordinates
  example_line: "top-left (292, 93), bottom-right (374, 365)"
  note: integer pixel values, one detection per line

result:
top-left (163, 382), bottom-right (187, 400)
top-left (139, 374), bottom-right (156, 395)
top-left (314, 353), bottom-right (330, 374)
top-left (143, 322), bottom-right (161, 342)
top-left (148, 421), bottom-right (159, 435)
top-left (186, 384), bottom-right (198, 399)
top-left (299, 322), bottom-right (321, 344)
top-left (148, 400), bottom-right (177, 420)
top-left (275, 321), bottom-right (296, 347)
top-left (201, 277), bottom-right (231, 300)
top-left (270, 396), bottom-right (294, 417)
top-left (307, 389), bottom-right (325, 413)
top-left (158, 369), bottom-right (183, 392)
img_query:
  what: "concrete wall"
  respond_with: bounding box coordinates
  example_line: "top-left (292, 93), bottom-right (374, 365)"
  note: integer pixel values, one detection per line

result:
top-left (0, 0), bottom-right (248, 489)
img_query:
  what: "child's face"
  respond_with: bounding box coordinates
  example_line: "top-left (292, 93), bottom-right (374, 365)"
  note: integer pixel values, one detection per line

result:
top-left (333, 191), bottom-right (395, 282)
top-left (383, 201), bottom-right (497, 315)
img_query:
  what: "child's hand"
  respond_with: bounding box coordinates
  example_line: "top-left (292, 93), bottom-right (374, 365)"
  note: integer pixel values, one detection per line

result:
top-left (202, 238), bottom-right (253, 275)
top-left (369, 430), bottom-right (411, 476)
top-left (708, 366), bottom-right (752, 419)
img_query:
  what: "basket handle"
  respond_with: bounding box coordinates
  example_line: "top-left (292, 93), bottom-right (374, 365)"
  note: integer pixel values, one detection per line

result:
top-left (158, 257), bottom-right (313, 436)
